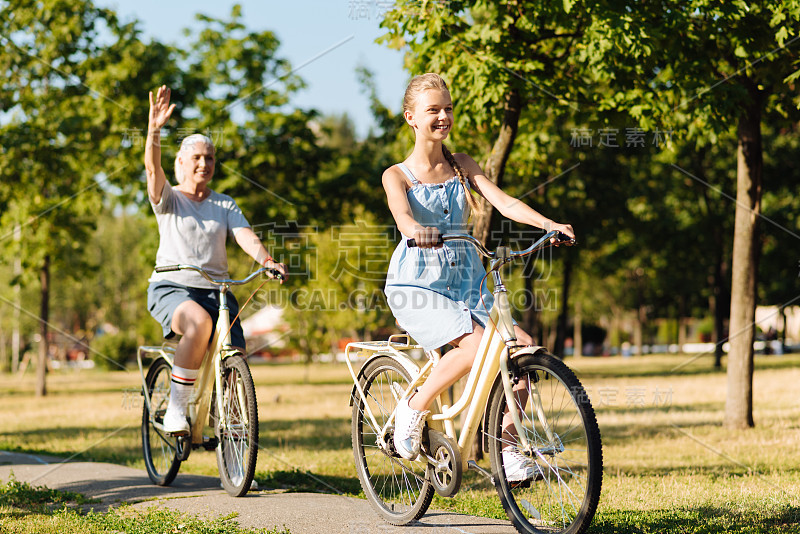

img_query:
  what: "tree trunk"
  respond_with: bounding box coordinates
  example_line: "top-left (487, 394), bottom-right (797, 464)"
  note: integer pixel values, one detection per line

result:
top-left (781, 307), bottom-right (787, 353)
top-left (554, 252), bottom-right (572, 358)
top-left (712, 249), bottom-right (728, 369)
top-left (36, 255), bottom-right (50, 397)
top-left (634, 308), bottom-right (644, 357)
top-left (472, 88), bottom-right (522, 246)
top-left (724, 95), bottom-right (763, 429)
top-left (521, 256), bottom-right (539, 343)
top-left (12, 225), bottom-right (21, 373)
top-left (573, 300), bottom-right (583, 358)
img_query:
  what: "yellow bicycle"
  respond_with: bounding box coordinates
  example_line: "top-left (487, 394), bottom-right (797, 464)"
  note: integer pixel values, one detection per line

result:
top-left (347, 230), bottom-right (602, 534)
top-left (137, 265), bottom-right (282, 497)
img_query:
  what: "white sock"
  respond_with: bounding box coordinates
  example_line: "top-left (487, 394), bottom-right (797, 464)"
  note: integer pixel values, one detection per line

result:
top-left (169, 365), bottom-right (198, 414)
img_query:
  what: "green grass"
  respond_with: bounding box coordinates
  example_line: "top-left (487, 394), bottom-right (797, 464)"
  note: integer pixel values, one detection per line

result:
top-left (0, 476), bottom-right (288, 534)
top-left (2, 354), bottom-right (800, 532)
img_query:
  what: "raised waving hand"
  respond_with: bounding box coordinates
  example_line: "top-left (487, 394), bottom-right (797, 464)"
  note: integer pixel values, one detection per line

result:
top-left (144, 85), bottom-right (176, 203)
top-left (148, 85), bottom-right (176, 131)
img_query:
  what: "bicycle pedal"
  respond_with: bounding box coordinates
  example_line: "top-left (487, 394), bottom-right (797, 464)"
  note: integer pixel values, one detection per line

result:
top-left (508, 468), bottom-right (544, 488)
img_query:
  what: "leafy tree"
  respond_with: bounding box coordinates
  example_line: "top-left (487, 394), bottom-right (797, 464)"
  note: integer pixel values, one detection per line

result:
top-left (380, 0), bottom-right (589, 245)
top-left (577, 1), bottom-right (800, 427)
top-left (0, 0), bottom-right (141, 394)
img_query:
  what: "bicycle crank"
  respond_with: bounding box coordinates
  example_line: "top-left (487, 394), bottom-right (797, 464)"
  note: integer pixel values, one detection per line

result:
top-left (424, 429), bottom-right (462, 497)
top-left (175, 435), bottom-right (191, 462)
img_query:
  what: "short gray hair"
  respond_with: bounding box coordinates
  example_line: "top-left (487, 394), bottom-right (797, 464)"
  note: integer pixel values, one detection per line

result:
top-left (174, 134), bottom-right (214, 184)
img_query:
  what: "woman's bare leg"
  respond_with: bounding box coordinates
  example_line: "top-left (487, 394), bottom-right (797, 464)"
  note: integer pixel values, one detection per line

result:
top-left (171, 300), bottom-right (212, 369)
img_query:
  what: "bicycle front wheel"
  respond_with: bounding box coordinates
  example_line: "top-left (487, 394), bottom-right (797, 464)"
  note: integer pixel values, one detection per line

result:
top-left (213, 354), bottom-right (259, 497)
top-left (487, 353), bottom-right (602, 534)
top-left (142, 357), bottom-right (181, 486)
top-left (351, 356), bottom-right (434, 525)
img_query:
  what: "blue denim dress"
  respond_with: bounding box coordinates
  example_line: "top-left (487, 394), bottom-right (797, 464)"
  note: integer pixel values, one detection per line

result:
top-left (385, 163), bottom-right (493, 350)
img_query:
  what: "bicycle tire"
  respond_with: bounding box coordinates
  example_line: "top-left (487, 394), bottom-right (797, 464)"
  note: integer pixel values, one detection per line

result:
top-left (351, 356), bottom-right (435, 525)
top-left (142, 357), bottom-right (181, 486)
top-left (487, 352), bottom-right (602, 534)
top-left (213, 353), bottom-right (259, 497)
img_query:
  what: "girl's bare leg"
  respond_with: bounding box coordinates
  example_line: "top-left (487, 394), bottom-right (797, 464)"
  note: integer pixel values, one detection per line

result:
top-left (409, 322), bottom-right (484, 412)
top-left (502, 326), bottom-right (534, 443)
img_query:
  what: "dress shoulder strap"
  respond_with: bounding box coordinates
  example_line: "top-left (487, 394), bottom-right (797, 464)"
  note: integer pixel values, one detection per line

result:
top-left (395, 162), bottom-right (420, 185)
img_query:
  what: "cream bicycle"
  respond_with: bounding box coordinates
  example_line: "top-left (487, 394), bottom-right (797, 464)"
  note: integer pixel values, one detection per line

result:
top-left (138, 264), bottom-right (283, 497)
top-left (347, 230), bottom-right (602, 534)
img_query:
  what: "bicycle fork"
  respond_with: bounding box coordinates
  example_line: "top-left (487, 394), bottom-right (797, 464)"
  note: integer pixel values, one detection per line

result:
top-left (493, 285), bottom-right (557, 456)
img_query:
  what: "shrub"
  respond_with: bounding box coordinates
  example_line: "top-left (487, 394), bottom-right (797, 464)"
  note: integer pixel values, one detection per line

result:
top-left (91, 332), bottom-right (137, 371)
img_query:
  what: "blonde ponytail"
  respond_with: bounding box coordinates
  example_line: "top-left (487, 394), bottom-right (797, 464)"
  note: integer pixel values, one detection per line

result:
top-left (442, 144), bottom-right (479, 211)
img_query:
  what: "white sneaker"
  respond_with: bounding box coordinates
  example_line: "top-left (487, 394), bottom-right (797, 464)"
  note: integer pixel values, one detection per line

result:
top-left (393, 398), bottom-right (429, 460)
top-left (163, 402), bottom-right (190, 435)
top-left (503, 449), bottom-right (540, 483)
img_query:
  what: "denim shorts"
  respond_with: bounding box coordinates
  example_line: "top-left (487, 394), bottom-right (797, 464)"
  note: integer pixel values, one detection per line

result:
top-left (147, 281), bottom-right (246, 350)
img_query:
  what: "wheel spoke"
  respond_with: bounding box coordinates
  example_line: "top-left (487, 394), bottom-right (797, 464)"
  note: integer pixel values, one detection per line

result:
top-left (215, 356), bottom-right (258, 496)
top-left (352, 358), bottom-right (433, 524)
top-left (488, 355), bottom-right (602, 533)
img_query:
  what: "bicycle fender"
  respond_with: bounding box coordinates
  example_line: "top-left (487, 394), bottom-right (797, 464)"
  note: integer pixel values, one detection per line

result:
top-left (481, 345), bottom-right (549, 453)
top-left (348, 351), bottom-right (421, 407)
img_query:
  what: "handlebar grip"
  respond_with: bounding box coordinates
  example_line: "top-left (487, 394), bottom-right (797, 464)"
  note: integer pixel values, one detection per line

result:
top-left (556, 232), bottom-right (577, 246)
top-left (266, 268), bottom-right (285, 281)
top-left (155, 265), bottom-right (181, 273)
top-left (407, 235), bottom-right (444, 248)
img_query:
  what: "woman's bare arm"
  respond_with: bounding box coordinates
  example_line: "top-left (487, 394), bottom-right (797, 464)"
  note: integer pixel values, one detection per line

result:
top-left (145, 85), bottom-right (176, 204)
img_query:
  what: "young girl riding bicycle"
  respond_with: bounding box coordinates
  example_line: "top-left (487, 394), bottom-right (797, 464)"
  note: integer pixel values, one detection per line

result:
top-left (383, 73), bottom-right (574, 481)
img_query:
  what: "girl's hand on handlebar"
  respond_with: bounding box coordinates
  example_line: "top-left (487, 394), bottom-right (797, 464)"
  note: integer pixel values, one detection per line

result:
top-left (413, 226), bottom-right (443, 248)
top-left (549, 222), bottom-right (575, 244)
top-left (264, 259), bottom-right (288, 283)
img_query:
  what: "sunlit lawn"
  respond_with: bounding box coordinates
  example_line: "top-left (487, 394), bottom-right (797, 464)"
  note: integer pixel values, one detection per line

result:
top-left (1, 352), bottom-right (799, 532)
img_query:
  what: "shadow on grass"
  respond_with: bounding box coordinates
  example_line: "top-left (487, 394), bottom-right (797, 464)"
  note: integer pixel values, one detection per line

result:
top-left (253, 469), bottom-right (362, 496)
top-left (571, 353), bottom-right (800, 380)
top-left (0, 426), bottom-right (142, 467)
top-left (258, 417), bottom-right (351, 451)
top-left (593, 504), bottom-right (800, 533)
top-left (595, 402), bottom-right (723, 417)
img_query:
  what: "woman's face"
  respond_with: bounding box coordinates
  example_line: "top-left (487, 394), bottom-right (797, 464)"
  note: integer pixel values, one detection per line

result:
top-left (406, 89), bottom-right (453, 140)
top-left (179, 141), bottom-right (215, 184)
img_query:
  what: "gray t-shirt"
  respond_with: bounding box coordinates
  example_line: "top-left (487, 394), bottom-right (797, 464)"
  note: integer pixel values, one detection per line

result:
top-left (148, 183), bottom-right (250, 289)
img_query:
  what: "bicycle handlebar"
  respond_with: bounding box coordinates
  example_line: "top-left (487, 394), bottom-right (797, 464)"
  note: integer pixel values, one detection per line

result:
top-left (406, 230), bottom-right (575, 260)
top-left (154, 264), bottom-right (285, 284)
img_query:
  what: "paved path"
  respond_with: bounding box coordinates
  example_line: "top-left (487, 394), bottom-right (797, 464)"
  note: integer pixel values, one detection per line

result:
top-left (0, 451), bottom-right (517, 534)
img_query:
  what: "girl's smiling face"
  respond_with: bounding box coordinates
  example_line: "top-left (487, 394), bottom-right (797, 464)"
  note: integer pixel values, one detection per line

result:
top-left (406, 88), bottom-right (453, 140)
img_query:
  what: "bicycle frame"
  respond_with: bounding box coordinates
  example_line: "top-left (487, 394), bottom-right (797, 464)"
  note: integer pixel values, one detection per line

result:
top-left (347, 268), bottom-right (548, 472)
top-left (137, 290), bottom-right (236, 445)
top-left (138, 268), bottom-right (273, 445)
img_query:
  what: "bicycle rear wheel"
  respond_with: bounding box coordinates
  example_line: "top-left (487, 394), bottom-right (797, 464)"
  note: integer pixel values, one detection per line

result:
top-left (351, 356), bottom-right (434, 525)
top-left (213, 353), bottom-right (258, 497)
top-left (487, 353), bottom-right (602, 534)
top-left (142, 357), bottom-right (181, 486)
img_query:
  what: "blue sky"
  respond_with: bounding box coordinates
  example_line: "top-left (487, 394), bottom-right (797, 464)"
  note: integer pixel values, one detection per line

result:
top-left (101, 0), bottom-right (408, 136)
